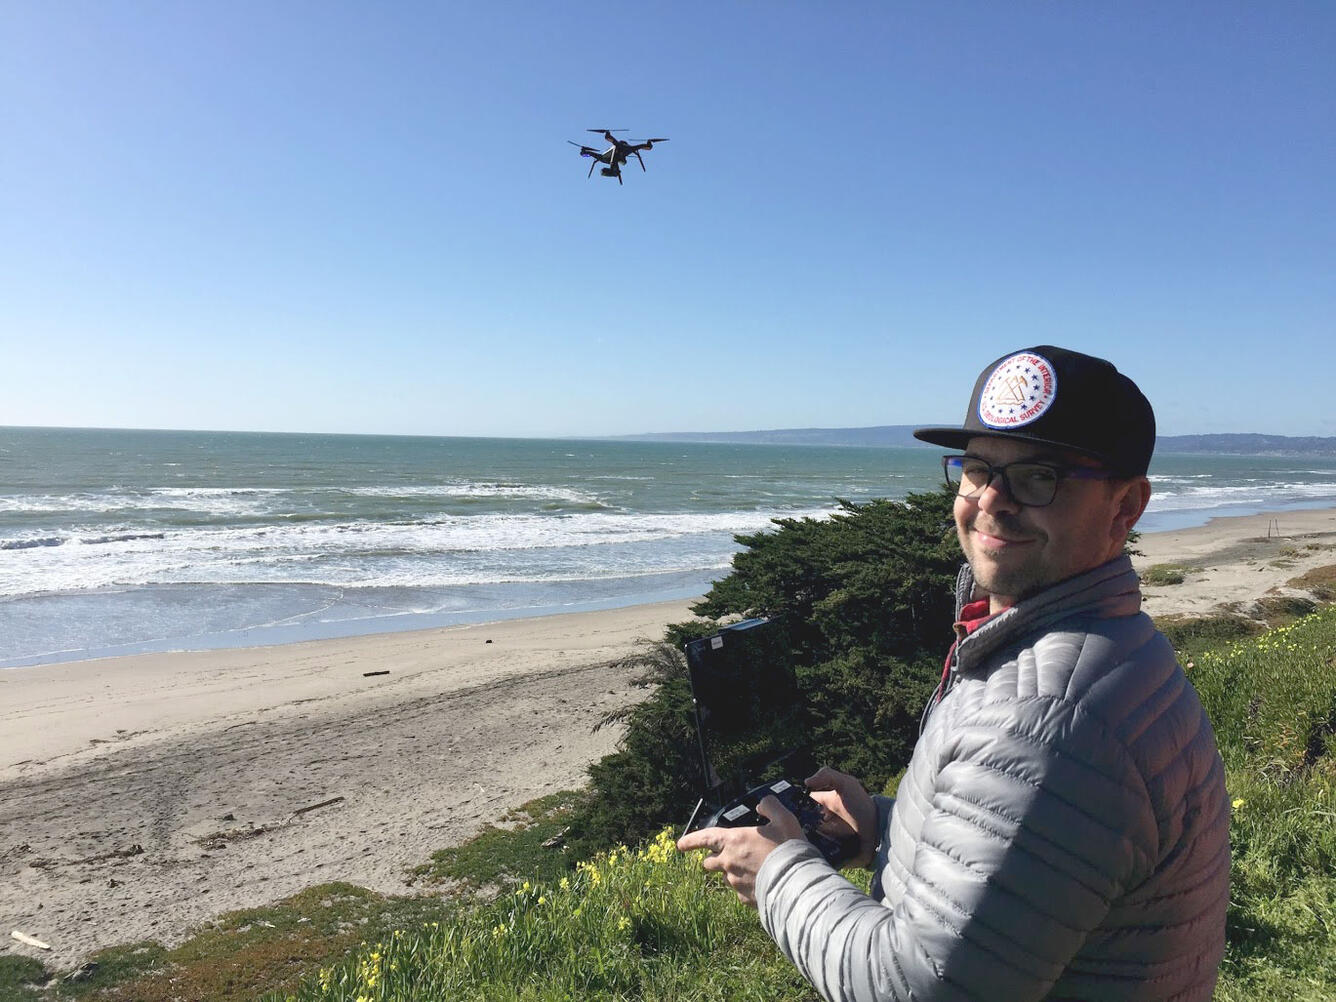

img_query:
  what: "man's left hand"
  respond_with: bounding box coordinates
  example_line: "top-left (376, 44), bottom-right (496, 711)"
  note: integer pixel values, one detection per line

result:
top-left (675, 795), bottom-right (807, 907)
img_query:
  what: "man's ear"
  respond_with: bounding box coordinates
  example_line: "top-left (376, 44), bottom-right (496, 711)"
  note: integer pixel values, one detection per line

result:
top-left (1112, 476), bottom-right (1152, 545)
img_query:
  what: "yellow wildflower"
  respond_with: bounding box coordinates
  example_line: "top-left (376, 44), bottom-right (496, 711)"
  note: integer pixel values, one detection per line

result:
top-left (1232, 797), bottom-right (1245, 809)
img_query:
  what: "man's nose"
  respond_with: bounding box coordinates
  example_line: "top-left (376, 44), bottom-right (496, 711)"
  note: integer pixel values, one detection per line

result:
top-left (975, 472), bottom-right (1022, 514)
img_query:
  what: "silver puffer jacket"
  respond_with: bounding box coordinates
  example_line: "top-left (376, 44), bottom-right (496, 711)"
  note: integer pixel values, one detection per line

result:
top-left (756, 556), bottom-right (1230, 1001)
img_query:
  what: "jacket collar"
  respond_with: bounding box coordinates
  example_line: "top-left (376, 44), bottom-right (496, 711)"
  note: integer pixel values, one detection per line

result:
top-left (952, 555), bottom-right (1143, 676)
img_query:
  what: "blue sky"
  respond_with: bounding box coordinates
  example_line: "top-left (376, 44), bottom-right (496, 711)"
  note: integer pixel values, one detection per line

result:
top-left (2, 2), bottom-right (1332, 438)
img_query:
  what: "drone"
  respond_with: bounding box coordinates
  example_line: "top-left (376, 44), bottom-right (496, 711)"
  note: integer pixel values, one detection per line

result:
top-left (568, 129), bottom-right (669, 185)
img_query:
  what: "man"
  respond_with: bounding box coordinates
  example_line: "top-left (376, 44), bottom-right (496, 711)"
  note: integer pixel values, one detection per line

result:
top-left (678, 346), bottom-right (1230, 1001)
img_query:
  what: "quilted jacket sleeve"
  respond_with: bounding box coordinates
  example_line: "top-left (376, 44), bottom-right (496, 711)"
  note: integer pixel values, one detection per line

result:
top-left (755, 696), bottom-right (1157, 1002)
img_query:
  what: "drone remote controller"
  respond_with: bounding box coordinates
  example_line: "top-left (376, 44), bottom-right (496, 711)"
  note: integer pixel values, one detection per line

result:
top-left (701, 778), bottom-right (858, 867)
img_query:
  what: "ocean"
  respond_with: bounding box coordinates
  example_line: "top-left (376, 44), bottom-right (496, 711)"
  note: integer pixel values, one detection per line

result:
top-left (3, 426), bottom-right (1336, 669)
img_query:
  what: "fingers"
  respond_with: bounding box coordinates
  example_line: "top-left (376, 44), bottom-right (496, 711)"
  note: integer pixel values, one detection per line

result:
top-left (676, 828), bottom-right (720, 854)
top-left (806, 764), bottom-right (861, 791)
top-left (677, 821), bottom-right (775, 907)
top-left (796, 769), bottom-right (839, 790)
top-left (756, 794), bottom-right (807, 842)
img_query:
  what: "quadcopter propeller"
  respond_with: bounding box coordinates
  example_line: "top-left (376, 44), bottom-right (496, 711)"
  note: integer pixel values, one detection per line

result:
top-left (643, 138), bottom-right (669, 143)
top-left (587, 128), bottom-right (627, 134)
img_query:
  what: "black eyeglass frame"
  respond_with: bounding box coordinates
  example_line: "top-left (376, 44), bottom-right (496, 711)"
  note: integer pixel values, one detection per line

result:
top-left (942, 454), bottom-right (1118, 508)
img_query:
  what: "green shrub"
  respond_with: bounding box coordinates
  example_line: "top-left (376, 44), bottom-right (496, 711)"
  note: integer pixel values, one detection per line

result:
top-left (1252, 594), bottom-right (1318, 626)
top-left (568, 490), bottom-right (960, 856)
top-left (1157, 613), bottom-right (1261, 656)
top-left (1141, 563), bottom-right (1186, 585)
top-left (1287, 563), bottom-right (1336, 602)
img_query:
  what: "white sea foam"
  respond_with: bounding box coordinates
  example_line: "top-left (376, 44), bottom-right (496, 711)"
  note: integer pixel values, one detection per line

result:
top-left (0, 506), bottom-right (837, 597)
top-left (0, 481), bottom-right (610, 517)
top-left (344, 483), bottom-right (603, 504)
top-left (1146, 480), bottom-right (1336, 512)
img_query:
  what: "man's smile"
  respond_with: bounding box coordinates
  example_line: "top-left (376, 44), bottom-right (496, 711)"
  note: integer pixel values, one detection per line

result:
top-left (969, 520), bottom-right (1038, 550)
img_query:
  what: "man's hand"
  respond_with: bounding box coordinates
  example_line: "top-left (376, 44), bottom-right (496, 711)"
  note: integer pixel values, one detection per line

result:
top-left (806, 766), bottom-right (878, 868)
top-left (676, 795), bottom-right (806, 906)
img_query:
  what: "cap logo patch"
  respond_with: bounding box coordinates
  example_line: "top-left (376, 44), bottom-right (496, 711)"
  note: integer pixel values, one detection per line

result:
top-left (978, 352), bottom-right (1057, 429)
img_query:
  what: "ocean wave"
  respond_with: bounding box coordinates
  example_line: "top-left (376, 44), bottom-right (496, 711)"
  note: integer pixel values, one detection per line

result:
top-left (0, 490), bottom-right (282, 518)
top-left (0, 537), bottom-right (64, 550)
top-left (1146, 480), bottom-right (1336, 512)
top-left (79, 532), bottom-right (168, 546)
top-left (344, 482), bottom-right (605, 504)
top-left (0, 481), bottom-right (611, 519)
top-left (0, 505), bottom-right (838, 598)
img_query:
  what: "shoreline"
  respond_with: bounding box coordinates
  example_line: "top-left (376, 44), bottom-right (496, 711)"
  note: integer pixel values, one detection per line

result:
top-left (7, 497), bottom-right (1336, 674)
top-left (1128, 506), bottom-right (1336, 621)
top-left (4, 507), bottom-right (1336, 969)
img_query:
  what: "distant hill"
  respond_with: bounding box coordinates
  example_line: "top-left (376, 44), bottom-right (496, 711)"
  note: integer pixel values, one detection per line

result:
top-left (617, 425), bottom-right (929, 448)
top-left (1155, 434), bottom-right (1336, 456)
top-left (615, 427), bottom-right (1336, 456)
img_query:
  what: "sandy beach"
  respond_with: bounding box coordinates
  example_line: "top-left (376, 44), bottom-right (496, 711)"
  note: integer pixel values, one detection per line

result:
top-left (0, 599), bottom-right (696, 969)
top-left (4, 506), bottom-right (1336, 970)
top-left (1130, 507), bottom-right (1336, 621)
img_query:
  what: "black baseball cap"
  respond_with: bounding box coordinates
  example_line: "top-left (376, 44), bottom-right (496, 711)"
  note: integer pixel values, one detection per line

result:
top-left (913, 345), bottom-right (1156, 476)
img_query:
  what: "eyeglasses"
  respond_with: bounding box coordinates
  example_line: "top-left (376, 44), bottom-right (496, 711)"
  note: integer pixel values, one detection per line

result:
top-left (942, 455), bottom-right (1116, 507)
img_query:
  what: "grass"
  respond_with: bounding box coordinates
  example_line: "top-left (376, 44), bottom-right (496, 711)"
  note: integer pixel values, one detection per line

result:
top-left (1184, 607), bottom-right (1336, 999)
top-left (11, 610), bottom-right (1336, 1001)
top-left (1141, 563), bottom-right (1187, 585)
top-left (1253, 594), bottom-right (1319, 626)
top-left (0, 956), bottom-right (49, 1002)
top-left (1, 886), bottom-right (455, 1002)
top-left (263, 830), bottom-right (823, 1002)
top-left (1156, 612), bottom-right (1261, 656)
top-left (408, 789), bottom-right (587, 893)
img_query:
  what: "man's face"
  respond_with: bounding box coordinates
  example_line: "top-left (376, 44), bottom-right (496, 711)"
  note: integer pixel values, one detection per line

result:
top-left (953, 435), bottom-right (1148, 612)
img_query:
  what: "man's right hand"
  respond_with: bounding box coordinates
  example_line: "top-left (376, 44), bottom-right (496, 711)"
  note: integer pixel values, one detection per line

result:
top-left (805, 766), bottom-right (878, 868)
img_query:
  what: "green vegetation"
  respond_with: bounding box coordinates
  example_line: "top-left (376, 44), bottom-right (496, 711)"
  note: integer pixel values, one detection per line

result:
top-left (1141, 563), bottom-right (1187, 585)
top-left (410, 789), bottom-right (587, 892)
top-left (1288, 562), bottom-right (1336, 602)
top-left (1253, 593), bottom-right (1319, 626)
top-left (1155, 612), bottom-right (1262, 654)
top-left (1, 885), bottom-right (455, 1002)
top-left (265, 831), bottom-right (825, 1002)
top-left (0, 956), bottom-right (49, 1002)
top-left (565, 490), bottom-right (960, 857)
top-left (1187, 607), bottom-right (1336, 999)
